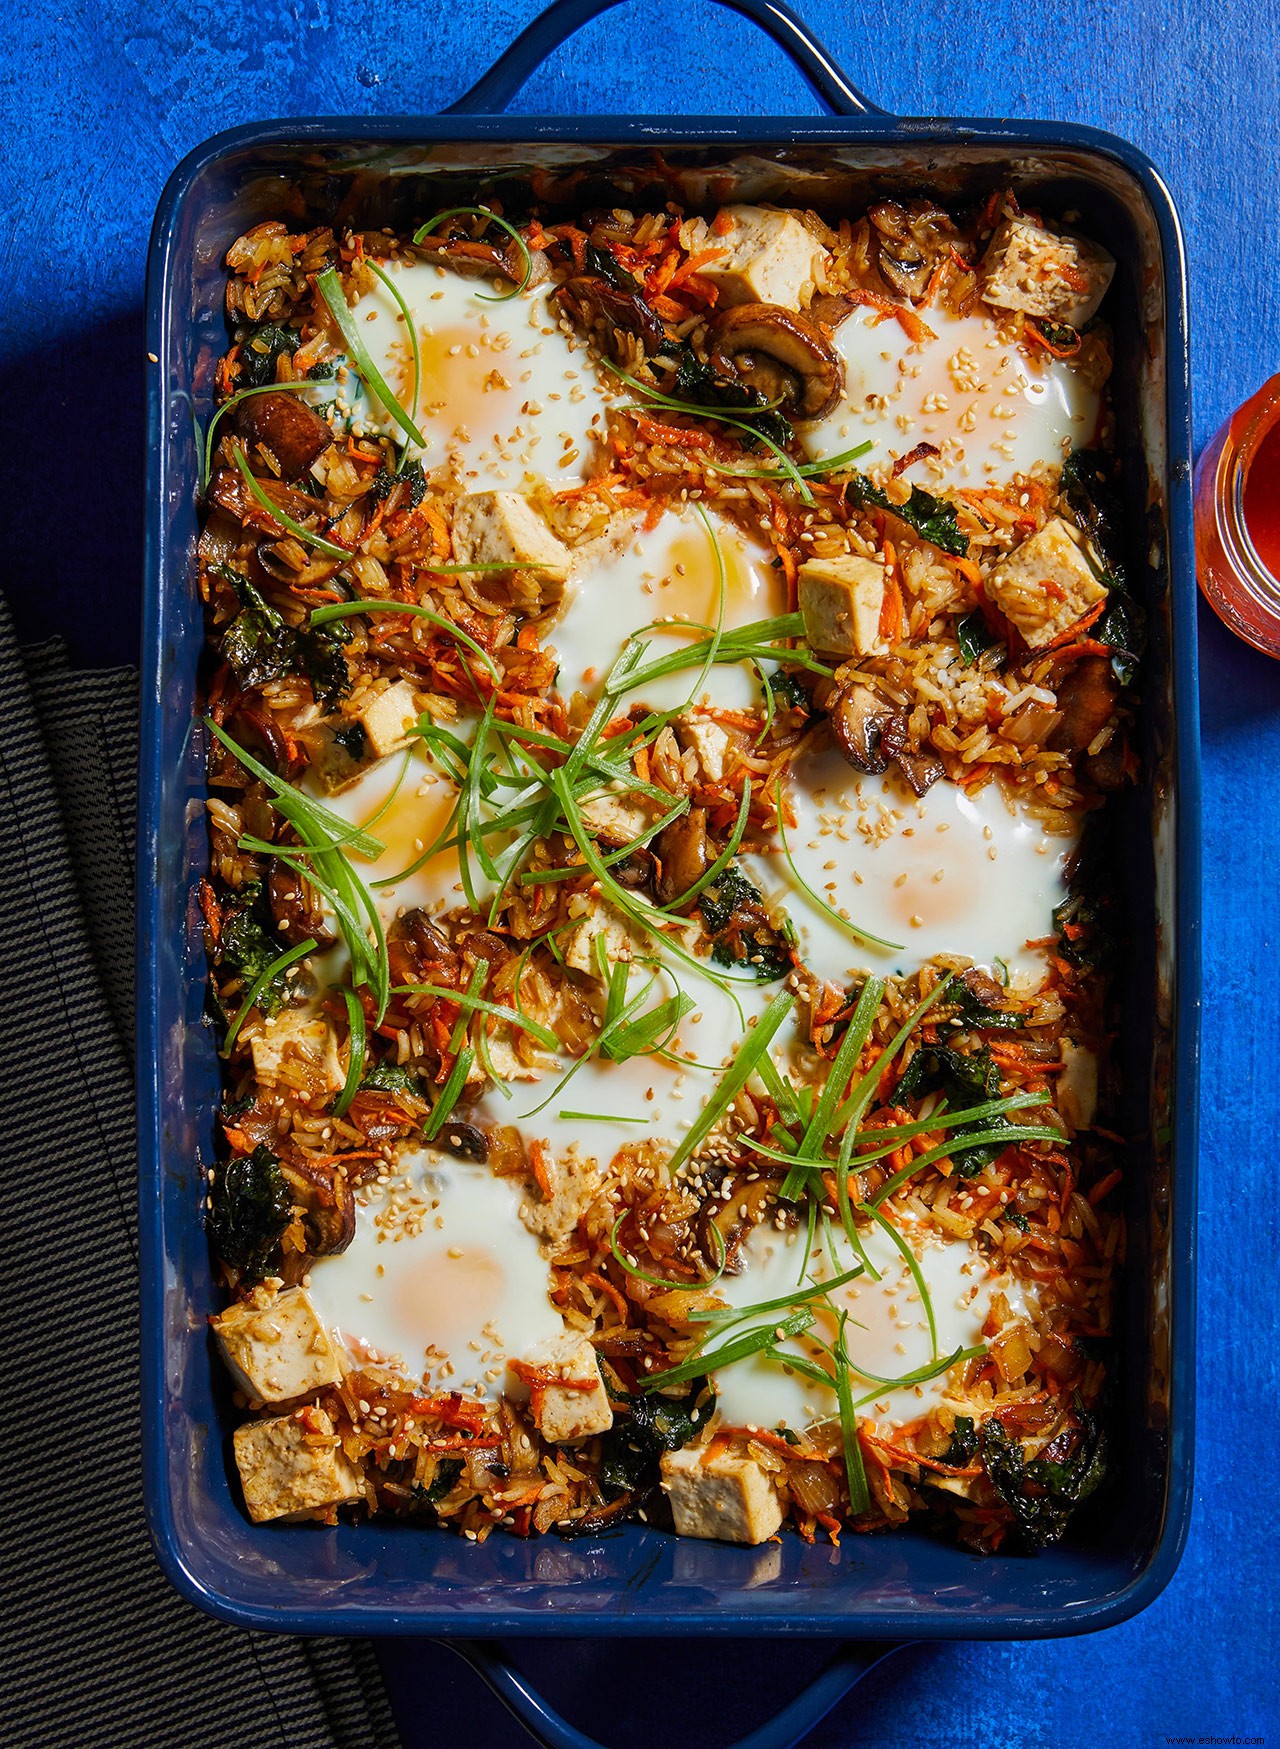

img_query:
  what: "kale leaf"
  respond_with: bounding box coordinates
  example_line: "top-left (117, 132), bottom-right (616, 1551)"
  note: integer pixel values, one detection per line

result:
top-left (369, 457), bottom-right (427, 507)
top-left (939, 1414), bottom-right (978, 1467)
top-left (699, 865), bottom-right (791, 982)
top-left (1051, 889), bottom-right (1114, 971)
top-left (663, 340), bottom-right (796, 451)
top-left (956, 610), bottom-right (998, 667)
top-left (895, 1043), bottom-right (1015, 1176)
top-left (238, 322), bottom-right (300, 389)
top-left (1059, 448), bottom-right (1144, 686)
top-left (217, 880), bottom-right (294, 1018)
top-left (413, 1457), bottom-right (464, 1504)
top-left (597, 1378), bottom-right (715, 1499)
top-left (979, 1410), bottom-right (1107, 1550)
top-left (360, 1062), bottom-right (426, 1095)
top-left (950, 980), bottom-right (1025, 1031)
top-left (585, 241), bottom-right (642, 291)
top-left (761, 665), bottom-right (811, 714)
top-left (215, 564), bottom-right (351, 710)
top-left (846, 475), bottom-right (970, 557)
top-left (331, 722), bottom-right (367, 763)
top-left (206, 1144), bottom-right (292, 1281)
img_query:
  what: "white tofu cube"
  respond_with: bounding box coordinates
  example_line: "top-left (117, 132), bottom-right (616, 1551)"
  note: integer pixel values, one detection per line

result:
top-left (980, 214), bottom-right (1116, 328)
top-left (562, 896), bottom-right (633, 978)
top-left (660, 1446), bottom-right (783, 1544)
top-left (518, 1333), bottom-right (613, 1444)
top-left (452, 491), bottom-right (571, 582)
top-left (680, 715), bottom-right (733, 783)
top-left (798, 555), bottom-right (887, 655)
top-left (579, 789), bottom-right (652, 847)
top-left (984, 518), bottom-right (1109, 649)
top-left (233, 1407), bottom-right (365, 1523)
top-left (358, 679), bottom-right (419, 759)
top-left (519, 1149), bottom-right (605, 1246)
top-left (250, 1009), bottom-right (344, 1094)
top-left (699, 206), bottom-right (823, 311)
top-left (1057, 1040), bottom-right (1098, 1132)
top-left (212, 1288), bottom-right (343, 1403)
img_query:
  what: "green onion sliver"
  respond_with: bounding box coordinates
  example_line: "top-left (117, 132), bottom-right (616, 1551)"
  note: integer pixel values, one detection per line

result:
top-left (333, 988), bottom-right (367, 1118)
top-left (367, 261), bottom-right (422, 432)
top-left (664, 990), bottom-right (796, 1179)
top-left (310, 597), bottom-right (502, 684)
top-left (315, 266), bottom-right (427, 448)
top-left (774, 775), bottom-right (903, 952)
top-left (833, 1310), bottom-right (871, 1513)
top-left (412, 206), bottom-right (533, 302)
top-left (610, 1209), bottom-right (727, 1292)
top-left (205, 719), bottom-right (385, 857)
top-left (391, 982), bottom-right (560, 1052)
top-left (231, 444), bottom-right (350, 560)
top-left (203, 379), bottom-right (318, 491)
top-left (423, 1047), bottom-right (476, 1141)
top-left (642, 1306), bottom-right (816, 1393)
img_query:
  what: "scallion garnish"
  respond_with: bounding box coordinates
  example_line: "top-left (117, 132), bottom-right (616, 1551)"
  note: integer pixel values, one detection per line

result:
top-left (609, 1209), bottom-right (727, 1291)
top-left (204, 719), bottom-right (384, 857)
top-left (832, 1309), bottom-right (871, 1512)
top-left (390, 982), bottom-right (560, 1052)
top-left (202, 379), bottom-right (318, 491)
top-left (309, 598), bottom-right (502, 684)
top-left (423, 1047), bottom-right (476, 1141)
top-left (367, 260), bottom-right (422, 433)
top-left (601, 991), bottom-right (697, 1064)
top-left (773, 775), bottom-right (903, 952)
top-left (231, 443), bottom-right (350, 561)
top-left (315, 266), bottom-right (427, 449)
top-left (664, 990), bottom-right (796, 1178)
top-left (333, 988), bottom-right (366, 1119)
top-left (642, 1306), bottom-right (816, 1392)
top-left (412, 206), bottom-right (533, 302)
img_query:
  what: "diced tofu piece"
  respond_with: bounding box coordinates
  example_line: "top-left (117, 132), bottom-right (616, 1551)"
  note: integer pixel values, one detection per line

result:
top-left (212, 1287), bottom-right (344, 1403)
top-left (984, 518), bottom-right (1109, 649)
top-left (484, 1032), bottom-right (560, 1083)
top-left (518, 1333), bottom-right (613, 1444)
top-left (233, 1407), bottom-right (365, 1523)
top-left (980, 214), bottom-right (1116, 328)
top-left (520, 1149), bottom-right (605, 1246)
top-left (579, 789), bottom-right (652, 848)
top-left (452, 491), bottom-right (572, 583)
top-left (660, 1446), bottom-right (784, 1545)
top-left (699, 205), bottom-right (823, 311)
top-left (680, 715), bottom-right (733, 783)
top-left (250, 1010), bottom-right (344, 1095)
top-left (1057, 1040), bottom-right (1098, 1132)
top-left (562, 895), bottom-right (633, 978)
top-left (358, 679), bottom-right (419, 759)
top-left (797, 555), bottom-right (887, 656)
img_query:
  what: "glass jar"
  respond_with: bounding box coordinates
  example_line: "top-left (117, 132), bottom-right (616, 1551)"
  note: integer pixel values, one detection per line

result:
top-left (1194, 373), bottom-right (1280, 657)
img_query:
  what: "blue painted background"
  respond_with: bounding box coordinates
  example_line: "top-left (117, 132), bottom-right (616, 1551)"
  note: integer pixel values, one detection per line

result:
top-left (3, 0), bottom-right (1277, 1740)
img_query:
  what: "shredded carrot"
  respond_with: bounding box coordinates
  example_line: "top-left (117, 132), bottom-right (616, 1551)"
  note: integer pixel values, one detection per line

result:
top-left (1024, 319), bottom-right (1082, 360)
top-left (848, 288), bottom-right (937, 344)
top-left (584, 1270), bottom-right (630, 1325)
top-left (510, 1359), bottom-right (599, 1392)
top-left (1088, 1169), bottom-right (1123, 1206)
top-left (1036, 597), bottom-right (1109, 652)
top-left (529, 1139), bottom-right (553, 1200)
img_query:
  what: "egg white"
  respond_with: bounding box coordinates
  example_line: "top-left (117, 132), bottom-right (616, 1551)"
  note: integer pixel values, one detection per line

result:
top-left (803, 304), bottom-right (1101, 489)
top-left (711, 1216), bottom-right (1034, 1432)
top-left (305, 1148), bottom-right (565, 1397)
top-left (546, 506), bottom-right (787, 713)
top-left (749, 737), bottom-right (1075, 985)
top-left (326, 260), bottom-right (606, 491)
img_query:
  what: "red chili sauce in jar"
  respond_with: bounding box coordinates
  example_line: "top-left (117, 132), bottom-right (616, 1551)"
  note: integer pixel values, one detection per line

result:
top-left (1195, 373), bottom-right (1280, 657)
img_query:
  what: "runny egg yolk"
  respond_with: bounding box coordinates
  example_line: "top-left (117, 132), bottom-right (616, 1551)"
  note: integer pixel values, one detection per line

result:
top-left (751, 739), bottom-right (1075, 984)
top-left (330, 262), bottom-right (606, 491)
top-left (546, 507), bottom-right (786, 711)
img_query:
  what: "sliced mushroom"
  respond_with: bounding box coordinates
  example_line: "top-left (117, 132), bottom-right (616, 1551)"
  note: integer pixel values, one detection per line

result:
top-left (699, 1180), bottom-right (776, 1275)
top-left (557, 274), bottom-right (667, 355)
top-left (880, 713), bottom-right (945, 797)
top-left (707, 304), bottom-right (842, 421)
top-left (829, 683), bottom-right (894, 773)
top-left (611, 846), bottom-right (657, 892)
top-left (435, 1121), bottom-right (489, 1163)
top-left (1045, 656), bottom-right (1119, 756)
top-left (267, 861), bottom-right (335, 949)
top-left (869, 199), bottom-right (953, 304)
top-left (412, 234), bottom-right (524, 286)
top-left (237, 391), bottom-right (333, 479)
top-left (387, 909), bottom-right (461, 991)
top-left (655, 807), bottom-right (710, 907)
top-left (280, 1157), bottom-right (356, 1258)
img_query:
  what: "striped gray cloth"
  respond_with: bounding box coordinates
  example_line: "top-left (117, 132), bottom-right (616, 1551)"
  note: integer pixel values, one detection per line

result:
top-left (0, 597), bottom-right (402, 1749)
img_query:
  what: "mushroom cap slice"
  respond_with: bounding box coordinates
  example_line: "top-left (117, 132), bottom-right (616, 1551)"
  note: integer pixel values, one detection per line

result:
top-left (829, 683), bottom-right (893, 773)
top-left (707, 303), bottom-right (843, 421)
top-left (558, 274), bottom-right (667, 355)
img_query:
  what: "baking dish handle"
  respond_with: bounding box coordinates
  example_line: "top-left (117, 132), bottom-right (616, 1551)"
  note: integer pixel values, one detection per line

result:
top-left (444, 1638), bottom-right (907, 1749)
top-left (443, 0), bottom-right (887, 118)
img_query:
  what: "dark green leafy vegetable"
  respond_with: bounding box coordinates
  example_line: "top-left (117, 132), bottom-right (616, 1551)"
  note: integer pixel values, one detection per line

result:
top-left (331, 721), bottom-right (367, 763)
top-left (1051, 889), bottom-right (1114, 971)
top-left (1059, 448), bottom-right (1144, 685)
top-left (939, 1414), bottom-right (978, 1468)
top-left (950, 981), bottom-right (1025, 1031)
top-left (305, 359), bottom-right (337, 382)
top-left (206, 1144), bottom-right (292, 1281)
top-left (369, 458), bottom-right (427, 506)
top-left (699, 864), bottom-right (791, 981)
top-left (360, 1062), bottom-right (427, 1095)
top-left (585, 241), bottom-right (642, 291)
top-left (413, 1457), bottom-right (464, 1503)
top-left (664, 340), bottom-right (795, 451)
top-left (238, 322), bottom-right (299, 389)
top-left (217, 880), bottom-right (294, 1018)
top-left (214, 564), bottom-right (351, 710)
top-left (1035, 320), bottom-right (1080, 350)
top-left (596, 1378), bottom-right (715, 1499)
top-left (1004, 1209), bottom-right (1030, 1233)
top-left (847, 475), bottom-right (969, 557)
top-left (979, 1409), bottom-right (1107, 1550)
top-left (894, 1044), bottom-right (1016, 1176)
top-left (761, 665), bottom-right (810, 713)
top-left (956, 610), bottom-right (998, 666)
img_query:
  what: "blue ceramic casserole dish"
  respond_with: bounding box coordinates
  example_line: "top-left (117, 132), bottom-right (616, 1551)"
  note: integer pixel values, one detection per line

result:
top-left (139, 0), bottom-right (1201, 1670)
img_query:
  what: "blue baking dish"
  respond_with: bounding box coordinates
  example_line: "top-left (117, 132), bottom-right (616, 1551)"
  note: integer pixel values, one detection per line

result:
top-left (139, 0), bottom-right (1201, 1692)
